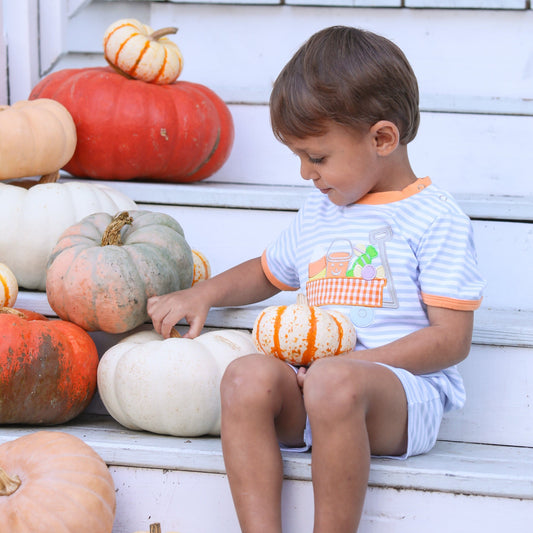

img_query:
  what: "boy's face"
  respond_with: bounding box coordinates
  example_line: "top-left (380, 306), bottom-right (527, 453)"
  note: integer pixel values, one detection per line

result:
top-left (285, 122), bottom-right (396, 206)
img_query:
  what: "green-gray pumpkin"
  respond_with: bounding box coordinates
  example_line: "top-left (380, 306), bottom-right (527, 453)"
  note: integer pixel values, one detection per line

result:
top-left (46, 210), bottom-right (193, 333)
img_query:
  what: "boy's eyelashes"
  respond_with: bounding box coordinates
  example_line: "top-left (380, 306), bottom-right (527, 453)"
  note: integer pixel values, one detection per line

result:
top-left (308, 156), bottom-right (325, 164)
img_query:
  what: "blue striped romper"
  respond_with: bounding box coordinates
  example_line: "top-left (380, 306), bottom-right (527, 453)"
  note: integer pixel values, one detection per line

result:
top-left (261, 177), bottom-right (485, 459)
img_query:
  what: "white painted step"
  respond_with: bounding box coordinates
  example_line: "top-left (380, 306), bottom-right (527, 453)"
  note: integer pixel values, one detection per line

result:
top-left (0, 414), bottom-right (531, 533)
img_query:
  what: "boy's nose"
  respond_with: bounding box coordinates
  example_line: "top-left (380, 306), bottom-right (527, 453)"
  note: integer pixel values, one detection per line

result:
top-left (300, 160), bottom-right (319, 181)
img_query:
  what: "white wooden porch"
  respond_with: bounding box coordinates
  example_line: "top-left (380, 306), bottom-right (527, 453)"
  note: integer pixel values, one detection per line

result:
top-left (1, 1), bottom-right (533, 531)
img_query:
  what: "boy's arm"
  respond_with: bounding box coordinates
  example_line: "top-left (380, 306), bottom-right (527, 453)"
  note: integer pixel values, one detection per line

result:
top-left (148, 257), bottom-right (280, 339)
top-left (350, 306), bottom-right (474, 374)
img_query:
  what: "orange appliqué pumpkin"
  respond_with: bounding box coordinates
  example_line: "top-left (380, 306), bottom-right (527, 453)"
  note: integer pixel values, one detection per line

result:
top-left (253, 294), bottom-right (356, 366)
top-left (0, 307), bottom-right (99, 424)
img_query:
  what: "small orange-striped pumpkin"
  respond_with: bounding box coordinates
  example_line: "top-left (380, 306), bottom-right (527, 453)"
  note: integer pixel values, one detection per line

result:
top-left (192, 250), bottom-right (211, 285)
top-left (252, 294), bottom-right (356, 366)
top-left (0, 263), bottom-right (18, 307)
top-left (0, 431), bottom-right (116, 533)
top-left (103, 18), bottom-right (183, 84)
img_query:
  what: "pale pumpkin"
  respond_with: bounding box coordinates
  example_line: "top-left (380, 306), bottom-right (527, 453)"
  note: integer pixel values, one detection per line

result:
top-left (0, 263), bottom-right (18, 307)
top-left (104, 18), bottom-right (183, 84)
top-left (97, 329), bottom-right (256, 436)
top-left (0, 431), bottom-right (116, 533)
top-left (253, 294), bottom-right (356, 365)
top-left (46, 210), bottom-right (194, 333)
top-left (192, 249), bottom-right (211, 285)
top-left (0, 173), bottom-right (136, 290)
top-left (0, 99), bottom-right (76, 180)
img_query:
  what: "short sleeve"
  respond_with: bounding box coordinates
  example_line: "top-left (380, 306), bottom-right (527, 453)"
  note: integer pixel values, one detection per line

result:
top-left (261, 209), bottom-right (303, 292)
top-left (417, 211), bottom-right (485, 311)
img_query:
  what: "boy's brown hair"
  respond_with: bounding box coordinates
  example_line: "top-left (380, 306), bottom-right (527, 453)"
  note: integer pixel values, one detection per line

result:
top-left (270, 26), bottom-right (420, 145)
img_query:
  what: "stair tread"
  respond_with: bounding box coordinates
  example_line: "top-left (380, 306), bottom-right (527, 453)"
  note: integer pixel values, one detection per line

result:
top-left (62, 176), bottom-right (533, 222)
top-left (14, 291), bottom-right (533, 349)
top-left (1, 414), bottom-right (531, 500)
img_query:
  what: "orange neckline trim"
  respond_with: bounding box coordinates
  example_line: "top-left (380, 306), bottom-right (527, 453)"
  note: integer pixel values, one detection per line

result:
top-left (356, 177), bottom-right (432, 205)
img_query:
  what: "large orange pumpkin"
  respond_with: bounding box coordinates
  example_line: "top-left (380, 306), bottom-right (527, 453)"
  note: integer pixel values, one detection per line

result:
top-left (0, 307), bottom-right (99, 424)
top-left (29, 67), bottom-right (234, 182)
top-left (0, 431), bottom-right (116, 533)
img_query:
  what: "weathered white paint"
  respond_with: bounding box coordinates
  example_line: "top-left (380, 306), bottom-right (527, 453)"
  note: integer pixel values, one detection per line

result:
top-left (2, 0), bottom-right (39, 102)
top-left (0, 0), bottom-right (6, 104)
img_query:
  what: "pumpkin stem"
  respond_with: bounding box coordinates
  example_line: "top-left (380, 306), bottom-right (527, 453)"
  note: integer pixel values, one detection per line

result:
top-left (101, 211), bottom-right (133, 247)
top-left (169, 328), bottom-right (181, 338)
top-left (0, 467), bottom-right (21, 496)
top-left (0, 307), bottom-right (25, 318)
top-left (149, 524), bottom-right (162, 533)
top-left (296, 293), bottom-right (308, 306)
top-left (150, 27), bottom-right (178, 41)
top-left (38, 171), bottom-right (61, 184)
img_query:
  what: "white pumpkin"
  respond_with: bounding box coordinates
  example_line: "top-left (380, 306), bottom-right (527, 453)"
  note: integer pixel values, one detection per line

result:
top-left (97, 329), bottom-right (256, 437)
top-left (0, 179), bottom-right (136, 290)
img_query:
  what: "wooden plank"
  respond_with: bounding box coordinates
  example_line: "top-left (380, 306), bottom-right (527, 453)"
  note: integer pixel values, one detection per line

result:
top-left (0, 414), bottom-right (532, 500)
top-left (60, 100), bottom-right (533, 198)
top-left (3, 0), bottom-right (40, 103)
top-left (406, 0), bottom-right (526, 7)
top-left (61, 178), bottom-right (533, 222)
top-left (59, 4), bottom-right (533, 113)
top-left (108, 467), bottom-right (533, 532)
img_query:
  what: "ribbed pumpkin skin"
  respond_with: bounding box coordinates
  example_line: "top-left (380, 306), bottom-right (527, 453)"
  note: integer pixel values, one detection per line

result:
top-left (46, 210), bottom-right (194, 333)
top-left (0, 180), bottom-right (136, 291)
top-left (97, 329), bottom-right (256, 436)
top-left (0, 99), bottom-right (76, 180)
top-left (0, 431), bottom-right (116, 533)
top-left (0, 308), bottom-right (98, 424)
top-left (253, 302), bottom-right (357, 366)
top-left (29, 67), bottom-right (234, 182)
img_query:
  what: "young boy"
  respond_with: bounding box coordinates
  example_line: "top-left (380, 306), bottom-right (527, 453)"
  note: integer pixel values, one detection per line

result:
top-left (148, 26), bottom-right (485, 532)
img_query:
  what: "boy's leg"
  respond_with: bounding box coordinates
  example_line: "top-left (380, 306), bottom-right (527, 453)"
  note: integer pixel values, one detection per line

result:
top-left (220, 354), bottom-right (307, 533)
top-left (303, 357), bottom-right (408, 533)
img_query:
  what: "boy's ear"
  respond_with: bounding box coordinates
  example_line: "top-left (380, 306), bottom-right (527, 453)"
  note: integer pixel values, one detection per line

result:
top-left (370, 120), bottom-right (400, 156)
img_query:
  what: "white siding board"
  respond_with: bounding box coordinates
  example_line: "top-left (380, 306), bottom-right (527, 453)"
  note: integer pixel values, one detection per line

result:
top-left (406, 0), bottom-right (526, 7)
top-left (58, 3), bottom-right (533, 115)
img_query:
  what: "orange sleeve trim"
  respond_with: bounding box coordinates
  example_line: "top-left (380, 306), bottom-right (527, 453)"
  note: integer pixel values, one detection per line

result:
top-left (421, 292), bottom-right (483, 311)
top-left (261, 251), bottom-right (298, 292)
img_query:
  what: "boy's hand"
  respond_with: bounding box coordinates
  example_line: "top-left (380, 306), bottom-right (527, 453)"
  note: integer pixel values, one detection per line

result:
top-left (147, 286), bottom-right (210, 339)
top-left (296, 366), bottom-right (307, 391)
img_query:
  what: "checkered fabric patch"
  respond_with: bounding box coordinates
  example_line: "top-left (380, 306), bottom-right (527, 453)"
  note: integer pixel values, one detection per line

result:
top-left (306, 277), bottom-right (387, 307)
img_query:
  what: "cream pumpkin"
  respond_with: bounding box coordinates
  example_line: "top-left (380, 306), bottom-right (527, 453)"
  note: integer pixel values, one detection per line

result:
top-left (253, 294), bottom-right (356, 365)
top-left (97, 329), bottom-right (256, 436)
top-left (0, 431), bottom-right (116, 533)
top-left (0, 174), bottom-right (136, 290)
top-left (0, 99), bottom-right (76, 180)
top-left (0, 263), bottom-right (18, 307)
top-left (104, 18), bottom-right (183, 84)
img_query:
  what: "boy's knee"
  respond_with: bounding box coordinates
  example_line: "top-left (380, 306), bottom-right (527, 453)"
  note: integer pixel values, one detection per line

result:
top-left (303, 359), bottom-right (369, 419)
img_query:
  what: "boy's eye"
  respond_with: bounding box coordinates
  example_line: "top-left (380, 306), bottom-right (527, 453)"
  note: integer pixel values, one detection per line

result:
top-left (308, 156), bottom-right (324, 164)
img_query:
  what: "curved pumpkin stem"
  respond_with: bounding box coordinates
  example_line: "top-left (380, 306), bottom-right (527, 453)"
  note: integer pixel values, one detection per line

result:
top-left (0, 307), bottom-right (25, 318)
top-left (0, 466), bottom-right (21, 496)
top-left (38, 171), bottom-right (61, 184)
top-left (169, 328), bottom-right (181, 338)
top-left (150, 27), bottom-right (178, 41)
top-left (101, 211), bottom-right (133, 247)
top-left (296, 293), bottom-right (308, 306)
